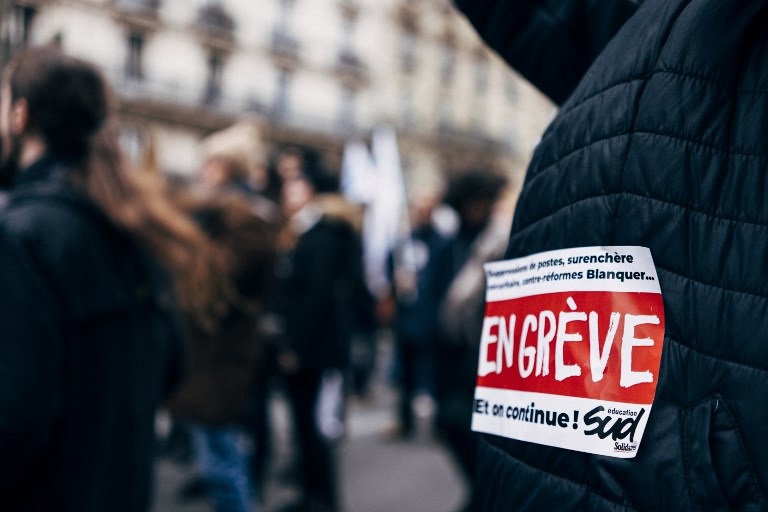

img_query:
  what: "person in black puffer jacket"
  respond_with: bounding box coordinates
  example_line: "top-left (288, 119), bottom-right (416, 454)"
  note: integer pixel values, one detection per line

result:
top-left (453, 0), bottom-right (768, 510)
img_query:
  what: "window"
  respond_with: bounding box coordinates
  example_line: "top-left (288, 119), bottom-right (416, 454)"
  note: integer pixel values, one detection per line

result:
top-left (337, 12), bottom-right (360, 71)
top-left (504, 73), bottom-right (518, 104)
top-left (437, 102), bottom-right (452, 130)
top-left (339, 12), bottom-right (354, 54)
top-left (204, 52), bottom-right (224, 105)
top-left (400, 29), bottom-right (416, 73)
top-left (439, 40), bottom-right (455, 84)
top-left (400, 89), bottom-right (415, 128)
top-left (474, 52), bottom-right (489, 94)
top-left (271, 0), bottom-right (299, 59)
top-left (2, 5), bottom-right (36, 58)
top-left (125, 32), bottom-right (144, 82)
top-left (338, 84), bottom-right (356, 130)
top-left (276, 0), bottom-right (295, 36)
top-left (273, 67), bottom-right (293, 120)
top-left (196, 0), bottom-right (235, 41)
top-left (120, 125), bottom-right (143, 166)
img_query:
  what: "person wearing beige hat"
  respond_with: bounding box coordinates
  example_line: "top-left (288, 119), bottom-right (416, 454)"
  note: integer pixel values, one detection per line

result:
top-left (167, 121), bottom-right (280, 512)
top-left (200, 121), bottom-right (278, 223)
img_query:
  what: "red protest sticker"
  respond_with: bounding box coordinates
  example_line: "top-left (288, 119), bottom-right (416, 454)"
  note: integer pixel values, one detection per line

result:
top-left (471, 246), bottom-right (664, 458)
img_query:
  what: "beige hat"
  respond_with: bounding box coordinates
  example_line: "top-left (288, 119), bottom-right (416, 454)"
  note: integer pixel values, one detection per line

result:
top-left (201, 121), bottom-right (266, 172)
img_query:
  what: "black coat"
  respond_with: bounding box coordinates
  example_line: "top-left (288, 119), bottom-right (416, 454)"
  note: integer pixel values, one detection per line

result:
top-left (0, 157), bottom-right (182, 512)
top-left (276, 214), bottom-right (363, 372)
top-left (167, 194), bottom-right (276, 426)
top-left (456, 0), bottom-right (768, 510)
top-left (390, 224), bottom-right (449, 343)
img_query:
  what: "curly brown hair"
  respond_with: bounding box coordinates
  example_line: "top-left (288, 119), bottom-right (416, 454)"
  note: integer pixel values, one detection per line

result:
top-left (4, 46), bottom-right (229, 330)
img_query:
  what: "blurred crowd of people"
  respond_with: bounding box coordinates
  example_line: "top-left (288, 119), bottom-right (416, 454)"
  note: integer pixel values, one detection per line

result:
top-left (5, 0), bottom-right (766, 509)
top-left (0, 45), bottom-right (510, 512)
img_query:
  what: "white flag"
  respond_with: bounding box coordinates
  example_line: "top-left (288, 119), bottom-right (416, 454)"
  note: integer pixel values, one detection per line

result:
top-left (340, 139), bottom-right (377, 205)
top-left (363, 125), bottom-right (409, 297)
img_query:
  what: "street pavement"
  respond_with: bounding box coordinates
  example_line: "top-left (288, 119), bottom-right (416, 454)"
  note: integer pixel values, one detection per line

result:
top-left (151, 338), bottom-right (469, 512)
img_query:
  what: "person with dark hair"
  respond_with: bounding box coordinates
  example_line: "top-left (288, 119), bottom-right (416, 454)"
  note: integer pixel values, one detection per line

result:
top-left (432, 169), bottom-right (509, 512)
top-left (0, 46), bottom-right (224, 512)
top-left (199, 121), bottom-right (279, 223)
top-left (167, 122), bottom-right (280, 512)
top-left (168, 191), bottom-right (276, 512)
top-left (385, 191), bottom-right (449, 439)
top-left (452, 1), bottom-right (768, 510)
top-left (273, 149), bottom-right (364, 512)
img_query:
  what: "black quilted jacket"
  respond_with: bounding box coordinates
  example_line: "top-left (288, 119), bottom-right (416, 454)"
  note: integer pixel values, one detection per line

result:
top-left (455, 0), bottom-right (768, 510)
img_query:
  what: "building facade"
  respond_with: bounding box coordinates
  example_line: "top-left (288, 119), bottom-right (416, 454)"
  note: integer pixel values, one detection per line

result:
top-left (0, 0), bottom-right (554, 196)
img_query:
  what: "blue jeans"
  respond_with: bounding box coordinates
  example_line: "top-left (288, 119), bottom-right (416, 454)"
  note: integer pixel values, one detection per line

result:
top-left (190, 425), bottom-right (255, 512)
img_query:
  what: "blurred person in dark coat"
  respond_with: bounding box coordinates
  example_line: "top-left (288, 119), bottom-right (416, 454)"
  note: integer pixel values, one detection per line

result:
top-left (168, 191), bottom-right (276, 512)
top-left (167, 121), bottom-right (279, 512)
top-left (385, 191), bottom-right (449, 439)
top-left (274, 149), bottom-right (365, 512)
top-left (0, 46), bottom-right (225, 512)
top-left (199, 121), bottom-right (278, 223)
top-left (432, 170), bottom-right (509, 512)
top-left (198, 122), bottom-right (282, 505)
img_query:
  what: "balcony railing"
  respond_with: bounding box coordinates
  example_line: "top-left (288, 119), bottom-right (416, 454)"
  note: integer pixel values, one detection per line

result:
top-left (195, 3), bottom-right (235, 46)
top-left (335, 49), bottom-right (368, 85)
top-left (437, 123), bottom-right (502, 152)
top-left (270, 29), bottom-right (301, 63)
top-left (114, 71), bottom-right (247, 115)
top-left (112, 0), bottom-right (160, 26)
top-left (112, 70), bottom-right (361, 138)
